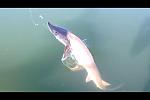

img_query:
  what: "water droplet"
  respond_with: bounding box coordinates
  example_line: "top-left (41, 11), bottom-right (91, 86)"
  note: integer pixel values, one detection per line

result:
top-left (39, 15), bottom-right (44, 20)
top-left (35, 24), bottom-right (39, 26)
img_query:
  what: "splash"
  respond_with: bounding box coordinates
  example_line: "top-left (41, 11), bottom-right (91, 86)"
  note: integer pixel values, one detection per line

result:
top-left (39, 15), bottom-right (44, 20)
top-left (28, 8), bottom-right (47, 28)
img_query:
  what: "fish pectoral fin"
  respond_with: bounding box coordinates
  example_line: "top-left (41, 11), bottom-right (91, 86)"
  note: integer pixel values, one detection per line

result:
top-left (86, 75), bottom-right (92, 83)
top-left (69, 65), bottom-right (82, 71)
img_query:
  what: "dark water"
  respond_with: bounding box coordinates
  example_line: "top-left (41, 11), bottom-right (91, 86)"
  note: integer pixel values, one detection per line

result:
top-left (0, 8), bottom-right (150, 92)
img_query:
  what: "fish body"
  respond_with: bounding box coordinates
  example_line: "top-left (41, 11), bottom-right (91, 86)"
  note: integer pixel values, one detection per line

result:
top-left (67, 32), bottom-right (110, 90)
top-left (48, 22), bottom-right (110, 90)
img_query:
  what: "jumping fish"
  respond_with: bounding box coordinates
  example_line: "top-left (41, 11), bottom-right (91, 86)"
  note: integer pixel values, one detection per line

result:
top-left (47, 22), bottom-right (111, 90)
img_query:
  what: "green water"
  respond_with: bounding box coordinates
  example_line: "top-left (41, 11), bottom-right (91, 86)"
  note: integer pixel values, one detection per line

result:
top-left (0, 8), bottom-right (150, 92)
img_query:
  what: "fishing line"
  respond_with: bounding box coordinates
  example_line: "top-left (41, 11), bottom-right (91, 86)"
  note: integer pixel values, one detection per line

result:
top-left (28, 8), bottom-right (39, 26)
top-left (28, 8), bottom-right (48, 30)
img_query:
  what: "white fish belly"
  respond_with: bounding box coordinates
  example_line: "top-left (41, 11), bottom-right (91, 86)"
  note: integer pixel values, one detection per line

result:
top-left (70, 39), bottom-right (93, 65)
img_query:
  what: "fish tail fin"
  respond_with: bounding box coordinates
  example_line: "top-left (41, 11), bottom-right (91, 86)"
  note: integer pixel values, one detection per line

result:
top-left (96, 80), bottom-right (111, 90)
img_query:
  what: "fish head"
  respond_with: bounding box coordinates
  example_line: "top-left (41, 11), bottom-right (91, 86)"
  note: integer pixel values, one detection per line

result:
top-left (48, 22), bottom-right (69, 46)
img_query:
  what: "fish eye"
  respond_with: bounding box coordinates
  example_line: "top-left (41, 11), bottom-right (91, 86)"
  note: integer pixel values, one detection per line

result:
top-left (53, 30), bottom-right (59, 35)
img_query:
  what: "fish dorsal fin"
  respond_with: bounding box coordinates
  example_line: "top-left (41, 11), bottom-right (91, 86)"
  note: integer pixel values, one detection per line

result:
top-left (86, 75), bottom-right (92, 83)
top-left (82, 39), bottom-right (90, 48)
top-left (82, 39), bottom-right (87, 45)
